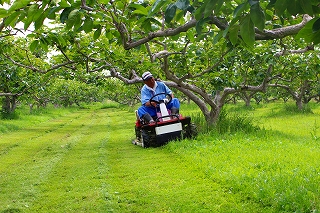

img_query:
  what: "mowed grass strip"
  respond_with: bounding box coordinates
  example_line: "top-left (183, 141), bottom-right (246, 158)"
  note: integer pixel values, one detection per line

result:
top-left (0, 108), bottom-right (112, 212)
top-left (103, 110), bottom-right (261, 212)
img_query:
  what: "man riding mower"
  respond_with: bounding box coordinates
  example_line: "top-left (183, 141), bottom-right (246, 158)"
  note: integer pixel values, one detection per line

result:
top-left (133, 71), bottom-right (197, 148)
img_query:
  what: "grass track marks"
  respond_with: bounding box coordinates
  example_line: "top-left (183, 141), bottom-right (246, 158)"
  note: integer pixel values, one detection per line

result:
top-left (0, 109), bottom-right (111, 212)
top-left (0, 111), bottom-right (82, 158)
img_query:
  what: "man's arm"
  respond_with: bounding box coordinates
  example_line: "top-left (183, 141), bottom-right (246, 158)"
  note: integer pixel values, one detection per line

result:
top-left (145, 101), bottom-right (157, 107)
top-left (141, 87), bottom-right (157, 107)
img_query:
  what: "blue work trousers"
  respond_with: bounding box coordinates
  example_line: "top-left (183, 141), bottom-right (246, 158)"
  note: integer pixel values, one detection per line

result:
top-left (137, 98), bottom-right (180, 118)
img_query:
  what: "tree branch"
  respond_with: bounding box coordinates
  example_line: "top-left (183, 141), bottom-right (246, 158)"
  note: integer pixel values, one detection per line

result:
top-left (0, 93), bottom-right (18, 97)
top-left (122, 19), bottom-right (198, 50)
top-left (256, 15), bottom-right (313, 40)
top-left (269, 83), bottom-right (298, 98)
top-left (109, 69), bottom-right (142, 83)
top-left (117, 14), bottom-right (312, 50)
top-left (81, 0), bottom-right (93, 11)
top-left (274, 45), bottom-right (314, 57)
top-left (5, 54), bottom-right (75, 73)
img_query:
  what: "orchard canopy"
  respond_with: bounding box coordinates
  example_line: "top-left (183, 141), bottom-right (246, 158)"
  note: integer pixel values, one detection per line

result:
top-left (0, 0), bottom-right (319, 124)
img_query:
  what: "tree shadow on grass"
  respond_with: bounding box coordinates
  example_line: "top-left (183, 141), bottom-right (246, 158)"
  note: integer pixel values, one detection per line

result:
top-left (1, 208), bottom-right (22, 213)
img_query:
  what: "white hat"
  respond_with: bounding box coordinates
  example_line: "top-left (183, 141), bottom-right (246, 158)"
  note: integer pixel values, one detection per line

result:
top-left (142, 71), bottom-right (153, 81)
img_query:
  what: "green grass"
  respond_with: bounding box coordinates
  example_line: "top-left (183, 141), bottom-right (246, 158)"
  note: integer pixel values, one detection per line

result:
top-left (0, 101), bottom-right (319, 212)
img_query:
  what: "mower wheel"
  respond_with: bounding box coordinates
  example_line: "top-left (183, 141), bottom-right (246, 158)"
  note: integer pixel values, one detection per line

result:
top-left (141, 129), bottom-right (156, 148)
top-left (183, 123), bottom-right (198, 139)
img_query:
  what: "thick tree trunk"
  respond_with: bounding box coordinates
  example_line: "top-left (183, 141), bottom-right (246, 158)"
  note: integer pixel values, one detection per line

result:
top-left (1, 95), bottom-right (17, 114)
top-left (295, 98), bottom-right (304, 110)
top-left (241, 93), bottom-right (251, 107)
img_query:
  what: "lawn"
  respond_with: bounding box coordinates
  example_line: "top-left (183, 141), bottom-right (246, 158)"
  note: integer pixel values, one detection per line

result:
top-left (0, 102), bottom-right (319, 212)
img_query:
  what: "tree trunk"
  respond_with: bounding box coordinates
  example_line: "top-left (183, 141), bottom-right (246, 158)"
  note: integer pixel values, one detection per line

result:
top-left (29, 103), bottom-right (34, 113)
top-left (296, 98), bottom-right (304, 110)
top-left (1, 95), bottom-right (17, 114)
top-left (244, 97), bottom-right (251, 107)
top-left (239, 92), bottom-right (251, 107)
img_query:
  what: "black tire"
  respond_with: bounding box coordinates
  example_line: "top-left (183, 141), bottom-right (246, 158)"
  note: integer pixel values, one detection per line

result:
top-left (141, 129), bottom-right (156, 148)
top-left (183, 123), bottom-right (198, 139)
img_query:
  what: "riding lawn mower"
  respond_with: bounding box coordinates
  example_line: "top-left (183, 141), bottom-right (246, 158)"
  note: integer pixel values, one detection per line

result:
top-left (133, 93), bottom-right (197, 148)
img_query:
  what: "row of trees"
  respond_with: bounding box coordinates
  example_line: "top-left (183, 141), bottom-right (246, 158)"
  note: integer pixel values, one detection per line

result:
top-left (0, 0), bottom-right (319, 124)
top-left (0, 37), bottom-right (106, 113)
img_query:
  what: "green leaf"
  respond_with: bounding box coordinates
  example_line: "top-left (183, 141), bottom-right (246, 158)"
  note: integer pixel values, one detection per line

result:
top-left (29, 40), bottom-right (39, 52)
top-left (31, 8), bottom-right (43, 22)
top-left (73, 13), bottom-right (82, 31)
top-left (313, 31), bottom-right (320, 45)
top-left (250, 3), bottom-right (265, 30)
top-left (215, 0), bottom-right (224, 14)
top-left (8, 0), bottom-right (31, 13)
top-left (300, 0), bottom-right (313, 16)
top-left (287, 0), bottom-right (300, 15)
top-left (274, 0), bottom-right (288, 16)
top-left (132, 10), bottom-right (147, 16)
top-left (266, 0), bottom-right (276, 10)
top-left (48, 7), bottom-right (60, 20)
top-left (39, 38), bottom-right (49, 52)
top-left (165, 4), bottom-right (177, 23)
top-left (196, 17), bottom-right (210, 36)
top-left (229, 24), bottom-right (239, 46)
top-left (312, 17), bottom-right (320, 33)
top-left (27, 4), bottom-right (38, 17)
top-left (4, 11), bottom-right (20, 27)
top-left (60, 7), bottom-right (72, 24)
top-left (295, 18), bottom-right (315, 42)
top-left (82, 17), bottom-right (93, 33)
top-left (142, 18), bottom-right (152, 32)
top-left (175, 0), bottom-right (190, 10)
top-left (93, 26), bottom-right (102, 40)
top-left (105, 30), bottom-right (112, 40)
top-left (148, 0), bottom-right (167, 17)
top-left (175, 10), bottom-right (184, 22)
top-left (240, 14), bottom-right (255, 47)
top-left (115, 1), bottom-right (125, 10)
top-left (196, 18), bottom-right (205, 35)
top-left (265, 10), bottom-right (273, 21)
top-left (194, 3), bottom-right (206, 20)
top-left (68, 9), bottom-right (79, 20)
top-left (34, 12), bottom-right (46, 30)
top-left (56, 34), bottom-right (67, 47)
top-left (233, 3), bottom-right (248, 18)
top-left (65, 9), bottom-right (79, 30)
top-left (186, 30), bottom-right (195, 42)
top-left (0, 8), bottom-right (7, 18)
top-left (59, 0), bottom-right (71, 8)
top-left (149, 17), bottom-right (162, 27)
top-left (186, 5), bottom-right (195, 14)
top-left (129, 3), bottom-right (148, 16)
top-left (24, 16), bottom-right (33, 30)
top-left (203, 0), bottom-right (217, 18)
top-left (16, 10), bottom-right (26, 23)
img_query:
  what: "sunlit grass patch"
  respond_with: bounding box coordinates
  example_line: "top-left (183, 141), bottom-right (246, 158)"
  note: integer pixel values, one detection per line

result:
top-left (99, 100), bottom-right (120, 109)
top-left (166, 127), bottom-right (320, 211)
top-left (165, 101), bottom-right (320, 212)
top-left (0, 105), bottom-right (78, 134)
